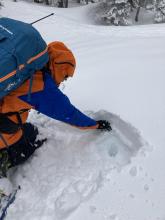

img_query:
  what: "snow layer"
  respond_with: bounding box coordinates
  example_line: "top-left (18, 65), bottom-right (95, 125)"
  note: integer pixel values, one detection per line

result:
top-left (6, 110), bottom-right (145, 220)
top-left (1, 1), bottom-right (165, 220)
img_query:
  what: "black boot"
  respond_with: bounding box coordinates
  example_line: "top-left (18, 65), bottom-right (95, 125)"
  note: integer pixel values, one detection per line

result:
top-left (7, 123), bottom-right (46, 168)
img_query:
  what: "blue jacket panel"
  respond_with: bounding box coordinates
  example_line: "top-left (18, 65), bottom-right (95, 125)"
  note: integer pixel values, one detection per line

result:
top-left (19, 72), bottom-right (97, 127)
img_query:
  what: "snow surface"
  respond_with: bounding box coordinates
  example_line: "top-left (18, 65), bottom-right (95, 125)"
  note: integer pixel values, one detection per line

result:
top-left (1, 1), bottom-right (165, 220)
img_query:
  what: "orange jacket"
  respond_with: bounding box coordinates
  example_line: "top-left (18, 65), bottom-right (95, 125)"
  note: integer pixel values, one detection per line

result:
top-left (0, 71), bottom-right (43, 149)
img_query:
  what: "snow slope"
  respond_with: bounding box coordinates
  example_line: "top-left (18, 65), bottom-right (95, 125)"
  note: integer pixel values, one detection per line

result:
top-left (1, 1), bottom-right (165, 220)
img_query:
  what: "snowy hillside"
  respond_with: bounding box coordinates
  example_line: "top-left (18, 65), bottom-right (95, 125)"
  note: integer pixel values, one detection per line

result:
top-left (1, 1), bottom-right (165, 220)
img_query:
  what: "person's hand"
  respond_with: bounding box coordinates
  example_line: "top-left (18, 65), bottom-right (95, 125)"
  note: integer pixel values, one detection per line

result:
top-left (97, 120), bottom-right (112, 131)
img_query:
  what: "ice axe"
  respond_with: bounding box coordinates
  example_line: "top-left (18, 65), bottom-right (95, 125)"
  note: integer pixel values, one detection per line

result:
top-left (30, 13), bottom-right (54, 25)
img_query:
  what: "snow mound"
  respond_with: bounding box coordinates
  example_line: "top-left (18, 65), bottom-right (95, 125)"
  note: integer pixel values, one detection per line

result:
top-left (6, 110), bottom-right (148, 220)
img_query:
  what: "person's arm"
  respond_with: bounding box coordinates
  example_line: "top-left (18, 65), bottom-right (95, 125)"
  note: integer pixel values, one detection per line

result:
top-left (19, 73), bottom-right (98, 129)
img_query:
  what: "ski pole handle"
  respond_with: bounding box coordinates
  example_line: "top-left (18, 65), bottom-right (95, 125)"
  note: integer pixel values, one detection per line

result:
top-left (30, 13), bottom-right (54, 25)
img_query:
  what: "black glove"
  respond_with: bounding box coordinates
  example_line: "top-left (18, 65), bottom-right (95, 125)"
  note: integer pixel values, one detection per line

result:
top-left (97, 120), bottom-right (112, 131)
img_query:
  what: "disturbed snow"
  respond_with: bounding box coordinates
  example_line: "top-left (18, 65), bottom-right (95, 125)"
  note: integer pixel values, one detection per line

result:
top-left (6, 110), bottom-right (146, 220)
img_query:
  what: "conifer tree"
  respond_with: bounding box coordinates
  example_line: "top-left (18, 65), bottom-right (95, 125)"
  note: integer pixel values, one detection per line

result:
top-left (100, 0), bottom-right (131, 25)
top-left (155, 0), bottom-right (165, 23)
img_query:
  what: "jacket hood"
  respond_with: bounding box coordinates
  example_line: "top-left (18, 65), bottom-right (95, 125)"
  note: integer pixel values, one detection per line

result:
top-left (47, 41), bottom-right (76, 86)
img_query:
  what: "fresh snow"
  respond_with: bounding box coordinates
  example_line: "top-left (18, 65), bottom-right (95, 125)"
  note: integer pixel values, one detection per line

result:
top-left (1, 1), bottom-right (165, 220)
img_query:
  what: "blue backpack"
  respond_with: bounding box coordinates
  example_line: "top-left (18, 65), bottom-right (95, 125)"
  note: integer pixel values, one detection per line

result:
top-left (0, 17), bottom-right (49, 100)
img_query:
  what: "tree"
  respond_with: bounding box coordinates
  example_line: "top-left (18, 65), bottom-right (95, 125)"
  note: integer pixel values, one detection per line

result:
top-left (95, 0), bottom-right (157, 25)
top-left (58, 0), bottom-right (68, 7)
top-left (100, 0), bottom-right (131, 26)
top-left (44, 0), bottom-right (50, 4)
top-left (34, 0), bottom-right (51, 5)
top-left (155, 0), bottom-right (165, 23)
top-left (33, 0), bottom-right (62, 6)
top-left (133, 0), bottom-right (149, 22)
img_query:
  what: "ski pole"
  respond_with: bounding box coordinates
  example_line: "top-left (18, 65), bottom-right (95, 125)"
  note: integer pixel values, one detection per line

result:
top-left (30, 13), bottom-right (54, 25)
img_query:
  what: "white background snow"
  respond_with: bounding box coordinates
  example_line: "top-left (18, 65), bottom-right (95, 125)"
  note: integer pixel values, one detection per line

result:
top-left (1, 1), bottom-right (165, 220)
